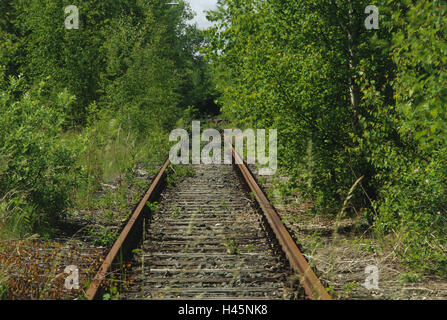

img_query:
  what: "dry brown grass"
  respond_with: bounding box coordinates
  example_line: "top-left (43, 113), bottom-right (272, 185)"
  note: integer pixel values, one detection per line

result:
top-left (0, 238), bottom-right (105, 300)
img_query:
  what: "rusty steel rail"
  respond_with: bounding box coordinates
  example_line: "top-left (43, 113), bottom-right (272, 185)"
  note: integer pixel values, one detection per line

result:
top-left (229, 144), bottom-right (331, 300)
top-left (86, 158), bottom-right (170, 300)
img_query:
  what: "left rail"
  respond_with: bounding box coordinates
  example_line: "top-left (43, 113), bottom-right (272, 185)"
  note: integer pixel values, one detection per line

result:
top-left (85, 158), bottom-right (170, 300)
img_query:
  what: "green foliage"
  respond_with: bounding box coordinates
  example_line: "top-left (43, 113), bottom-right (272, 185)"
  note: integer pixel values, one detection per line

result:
top-left (166, 164), bottom-right (196, 186)
top-left (391, 0), bottom-right (447, 149)
top-left (170, 205), bottom-right (181, 218)
top-left (147, 202), bottom-right (159, 213)
top-left (88, 227), bottom-right (119, 246)
top-left (0, 0), bottom-right (214, 239)
top-left (100, 13), bottom-right (181, 132)
top-left (397, 272), bottom-right (421, 283)
top-left (0, 78), bottom-right (83, 235)
top-left (224, 239), bottom-right (240, 255)
top-left (207, 0), bottom-right (377, 213)
top-left (2, 0), bottom-right (215, 127)
top-left (11, 0), bottom-right (119, 125)
top-left (359, 0), bottom-right (447, 275)
top-left (208, 0), bottom-right (447, 275)
top-left (343, 281), bottom-right (359, 295)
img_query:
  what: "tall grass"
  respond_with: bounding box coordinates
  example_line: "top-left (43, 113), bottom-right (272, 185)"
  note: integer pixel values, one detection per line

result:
top-left (73, 106), bottom-right (172, 210)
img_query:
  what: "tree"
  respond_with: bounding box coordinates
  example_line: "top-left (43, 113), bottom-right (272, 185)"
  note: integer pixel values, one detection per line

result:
top-left (207, 0), bottom-right (387, 211)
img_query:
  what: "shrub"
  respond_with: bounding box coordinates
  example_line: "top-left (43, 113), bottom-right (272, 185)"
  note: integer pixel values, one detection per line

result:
top-left (0, 78), bottom-right (83, 235)
top-left (372, 150), bottom-right (447, 275)
top-left (365, 0), bottom-right (447, 275)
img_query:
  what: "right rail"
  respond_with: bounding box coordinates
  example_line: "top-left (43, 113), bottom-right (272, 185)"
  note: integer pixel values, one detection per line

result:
top-left (230, 143), bottom-right (331, 300)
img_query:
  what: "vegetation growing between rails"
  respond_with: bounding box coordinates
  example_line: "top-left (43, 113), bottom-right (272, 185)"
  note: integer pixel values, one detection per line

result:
top-left (166, 164), bottom-right (196, 186)
top-left (205, 0), bottom-right (447, 276)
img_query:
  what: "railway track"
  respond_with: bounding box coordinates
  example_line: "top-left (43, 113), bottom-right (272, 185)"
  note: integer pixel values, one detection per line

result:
top-left (86, 144), bottom-right (330, 300)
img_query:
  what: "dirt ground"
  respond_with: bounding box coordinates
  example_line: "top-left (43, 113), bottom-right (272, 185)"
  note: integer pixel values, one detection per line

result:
top-left (254, 170), bottom-right (447, 300)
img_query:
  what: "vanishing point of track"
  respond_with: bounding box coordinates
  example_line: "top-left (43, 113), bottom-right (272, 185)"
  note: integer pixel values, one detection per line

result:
top-left (85, 143), bottom-right (331, 300)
